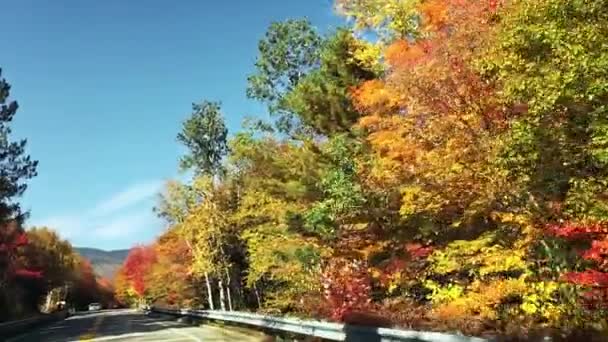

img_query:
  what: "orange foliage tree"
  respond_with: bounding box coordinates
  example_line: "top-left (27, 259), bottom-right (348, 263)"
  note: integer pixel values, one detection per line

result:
top-left (147, 229), bottom-right (198, 308)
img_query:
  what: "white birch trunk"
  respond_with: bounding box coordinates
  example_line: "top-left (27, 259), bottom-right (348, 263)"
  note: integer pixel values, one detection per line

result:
top-left (205, 272), bottom-right (215, 310)
top-left (225, 269), bottom-right (233, 311)
top-left (218, 279), bottom-right (226, 311)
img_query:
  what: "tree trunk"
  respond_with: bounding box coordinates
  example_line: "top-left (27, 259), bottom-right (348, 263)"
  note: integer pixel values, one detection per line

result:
top-left (225, 268), bottom-right (233, 311)
top-left (235, 280), bottom-right (242, 308)
top-left (205, 272), bottom-right (215, 310)
top-left (218, 279), bottom-right (226, 311)
top-left (253, 282), bottom-right (262, 309)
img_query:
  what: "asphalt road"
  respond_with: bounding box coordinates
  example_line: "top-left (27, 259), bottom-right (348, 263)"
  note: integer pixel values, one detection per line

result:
top-left (7, 309), bottom-right (268, 342)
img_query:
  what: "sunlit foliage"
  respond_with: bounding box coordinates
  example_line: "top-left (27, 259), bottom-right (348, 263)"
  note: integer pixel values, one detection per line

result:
top-left (117, 0), bottom-right (608, 338)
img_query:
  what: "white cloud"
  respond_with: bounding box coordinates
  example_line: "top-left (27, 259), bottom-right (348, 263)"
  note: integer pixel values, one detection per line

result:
top-left (28, 180), bottom-right (164, 246)
top-left (91, 211), bottom-right (154, 239)
top-left (30, 215), bottom-right (84, 239)
top-left (92, 180), bottom-right (163, 217)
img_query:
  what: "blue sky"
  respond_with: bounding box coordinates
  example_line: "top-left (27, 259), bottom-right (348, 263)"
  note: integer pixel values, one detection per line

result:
top-left (3, 0), bottom-right (343, 250)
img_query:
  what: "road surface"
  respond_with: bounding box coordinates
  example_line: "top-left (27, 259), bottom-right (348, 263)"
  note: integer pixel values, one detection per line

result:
top-left (8, 309), bottom-right (268, 342)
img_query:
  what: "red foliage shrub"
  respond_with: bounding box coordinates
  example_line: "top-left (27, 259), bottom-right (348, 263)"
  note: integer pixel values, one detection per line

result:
top-left (548, 222), bottom-right (608, 240)
top-left (581, 240), bottom-right (608, 266)
top-left (321, 259), bottom-right (373, 322)
top-left (1, 222), bottom-right (34, 280)
top-left (562, 270), bottom-right (608, 287)
top-left (551, 221), bottom-right (608, 310)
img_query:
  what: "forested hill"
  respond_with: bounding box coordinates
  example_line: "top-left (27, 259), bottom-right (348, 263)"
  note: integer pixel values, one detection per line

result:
top-left (75, 247), bottom-right (129, 280)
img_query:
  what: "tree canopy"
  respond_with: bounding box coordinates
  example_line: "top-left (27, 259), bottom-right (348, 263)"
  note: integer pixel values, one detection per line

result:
top-left (112, 1), bottom-right (608, 338)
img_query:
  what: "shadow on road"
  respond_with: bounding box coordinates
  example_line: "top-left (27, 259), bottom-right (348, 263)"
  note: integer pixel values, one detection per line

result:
top-left (11, 310), bottom-right (201, 342)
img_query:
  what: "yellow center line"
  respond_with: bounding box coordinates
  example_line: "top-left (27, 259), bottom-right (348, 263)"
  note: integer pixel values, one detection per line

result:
top-left (79, 314), bottom-right (105, 341)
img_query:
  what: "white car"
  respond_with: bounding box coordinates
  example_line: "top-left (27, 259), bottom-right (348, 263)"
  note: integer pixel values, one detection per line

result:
top-left (88, 303), bottom-right (102, 311)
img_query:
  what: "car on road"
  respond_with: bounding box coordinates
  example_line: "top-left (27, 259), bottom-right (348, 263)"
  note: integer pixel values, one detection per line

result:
top-left (88, 302), bottom-right (102, 311)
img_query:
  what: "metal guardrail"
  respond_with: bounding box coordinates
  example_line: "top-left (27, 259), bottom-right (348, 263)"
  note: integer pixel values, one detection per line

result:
top-left (0, 311), bottom-right (68, 339)
top-left (152, 307), bottom-right (487, 342)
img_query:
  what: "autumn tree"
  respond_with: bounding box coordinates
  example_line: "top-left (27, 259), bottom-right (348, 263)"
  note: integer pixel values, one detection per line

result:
top-left (154, 180), bottom-right (199, 226)
top-left (2, 224), bottom-right (112, 315)
top-left (20, 227), bottom-right (78, 312)
top-left (335, 0), bottom-right (421, 41)
top-left (0, 69), bottom-right (38, 224)
top-left (479, 0), bottom-right (608, 219)
top-left (0, 220), bottom-right (41, 320)
top-left (247, 19), bottom-right (322, 135)
top-left (131, 0), bottom-right (608, 337)
top-left (113, 268), bottom-right (133, 307)
top-left (476, 0), bottom-right (608, 332)
top-left (0, 70), bottom-right (115, 319)
top-left (178, 101), bottom-right (229, 177)
top-left (248, 20), bottom-right (379, 137)
top-left (280, 28), bottom-right (379, 136)
top-left (0, 221), bottom-right (31, 286)
top-left (175, 101), bottom-right (228, 309)
top-left (120, 245), bottom-right (157, 305)
top-left (145, 229), bottom-right (198, 308)
top-left (242, 22), bottom-right (396, 314)
top-left (229, 133), bottom-right (327, 312)
top-left (177, 180), bottom-right (225, 309)
top-left (0, 69), bottom-right (38, 283)
top-left (0, 68), bottom-right (38, 320)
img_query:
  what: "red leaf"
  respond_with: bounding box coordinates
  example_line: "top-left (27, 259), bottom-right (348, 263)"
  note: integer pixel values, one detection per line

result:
top-left (321, 259), bottom-right (373, 321)
top-left (549, 222), bottom-right (608, 239)
top-left (405, 243), bottom-right (433, 259)
top-left (562, 270), bottom-right (608, 287)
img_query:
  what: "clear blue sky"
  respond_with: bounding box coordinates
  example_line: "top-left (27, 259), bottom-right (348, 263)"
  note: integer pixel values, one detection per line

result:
top-left (3, 0), bottom-right (343, 250)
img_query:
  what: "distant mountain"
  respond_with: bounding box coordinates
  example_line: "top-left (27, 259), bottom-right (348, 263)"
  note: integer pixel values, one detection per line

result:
top-left (75, 247), bottom-right (130, 280)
